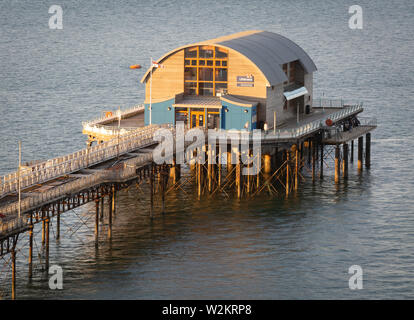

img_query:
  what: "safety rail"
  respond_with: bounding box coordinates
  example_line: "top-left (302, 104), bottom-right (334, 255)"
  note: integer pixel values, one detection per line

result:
top-left (0, 124), bottom-right (172, 198)
top-left (313, 98), bottom-right (363, 109)
top-left (0, 148), bottom-right (160, 237)
top-left (82, 123), bottom-right (141, 137)
top-left (81, 104), bottom-right (145, 127)
top-left (265, 104), bottom-right (363, 140)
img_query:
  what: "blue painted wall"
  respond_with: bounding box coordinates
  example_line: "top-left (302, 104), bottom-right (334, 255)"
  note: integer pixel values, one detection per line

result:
top-left (220, 101), bottom-right (256, 130)
top-left (144, 97), bottom-right (175, 125)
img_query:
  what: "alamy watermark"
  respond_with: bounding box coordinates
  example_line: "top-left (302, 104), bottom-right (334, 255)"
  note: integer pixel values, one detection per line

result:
top-left (49, 265), bottom-right (63, 290)
top-left (348, 265), bottom-right (363, 290)
top-left (348, 5), bottom-right (363, 29)
top-left (49, 5), bottom-right (63, 29)
top-left (153, 122), bottom-right (261, 176)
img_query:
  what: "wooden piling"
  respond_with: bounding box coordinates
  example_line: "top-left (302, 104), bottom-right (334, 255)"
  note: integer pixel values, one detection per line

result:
top-left (350, 140), bottom-right (354, 163)
top-left (11, 248), bottom-right (16, 300)
top-left (320, 144), bottom-right (324, 179)
top-left (45, 218), bottom-right (50, 271)
top-left (42, 219), bottom-right (45, 245)
top-left (236, 152), bottom-right (242, 199)
top-left (286, 150), bottom-right (290, 196)
top-left (365, 133), bottom-right (371, 168)
top-left (263, 154), bottom-right (272, 174)
top-left (108, 192), bottom-right (113, 239)
top-left (343, 143), bottom-right (349, 179)
top-left (295, 148), bottom-right (299, 190)
top-left (28, 224), bottom-right (33, 278)
top-left (312, 140), bottom-right (316, 181)
top-left (358, 136), bottom-right (363, 171)
top-left (100, 196), bottom-right (104, 219)
top-left (150, 164), bottom-right (154, 218)
top-left (111, 185), bottom-right (116, 216)
top-left (335, 145), bottom-right (340, 184)
top-left (95, 199), bottom-right (99, 245)
top-left (56, 204), bottom-right (60, 240)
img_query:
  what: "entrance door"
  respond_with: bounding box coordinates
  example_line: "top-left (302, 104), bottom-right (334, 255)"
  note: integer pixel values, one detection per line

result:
top-left (191, 110), bottom-right (205, 128)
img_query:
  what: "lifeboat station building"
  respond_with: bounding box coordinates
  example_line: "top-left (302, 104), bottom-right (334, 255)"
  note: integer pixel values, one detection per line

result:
top-left (141, 30), bottom-right (317, 130)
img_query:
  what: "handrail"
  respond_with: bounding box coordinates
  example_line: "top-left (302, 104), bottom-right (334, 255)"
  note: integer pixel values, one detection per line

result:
top-left (81, 104), bottom-right (144, 127)
top-left (0, 123), bottom-right (171, 198)
top-left (313, 98), bottom-right (363, 109)
top-left (264, 104), bottom-right (363, 140)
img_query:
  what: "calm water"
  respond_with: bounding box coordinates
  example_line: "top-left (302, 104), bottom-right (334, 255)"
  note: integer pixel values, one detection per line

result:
top-left (0, 0), bottom-right (413, 299)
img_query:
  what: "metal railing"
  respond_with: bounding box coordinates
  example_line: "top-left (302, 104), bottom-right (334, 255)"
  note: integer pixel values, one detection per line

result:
top-left (0, 124), bottom-right (172, 198)
top-left (81, 104), bottom-right (144, 127)
top-left (265, 104), bottom-right (363, 140)
top-left (313, 98), bottom-right (363, 109)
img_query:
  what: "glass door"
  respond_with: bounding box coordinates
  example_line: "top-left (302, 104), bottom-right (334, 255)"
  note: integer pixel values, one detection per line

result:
top-left (190, 109), bottom-right (205, 128)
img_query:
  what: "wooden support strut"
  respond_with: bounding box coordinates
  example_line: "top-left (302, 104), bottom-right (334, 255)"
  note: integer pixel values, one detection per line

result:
top-left (365, 133), bottom-right (371, 168)
top-left (95, 199), bottom-right (99, 246)
top-left (343, 143), bottom-right (349, 179)
top-left (358, 136), bottom-right (363, 171)
top-left (28, 224), bottom-right (33, 278)
top-left (45, 218), bottom-right (50, 271)
top-left (11, 247), bottom-right (16, 300)
top-left (56, 203), bottom-right (60, 240)
top-left (335, 145), bottom-right (340, 184)
top-left (286, 150), bottom-right (290, 196)
top-left (320, 143), bottom-right (324, 179)
top-left (295, 147), bottom-right (299, 190)
top-left (108, 190), bottom-right (113, 239)
top-left (312, 140), bottom-right (316, 181)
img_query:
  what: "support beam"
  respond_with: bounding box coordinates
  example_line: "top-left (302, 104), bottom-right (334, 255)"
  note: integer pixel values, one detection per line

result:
top-left (350, 140), bottom-right (354, 163)
top-left (28, 224), bottom-right (33, 278)
top-left (365, 133), bottom-right (371, 168)
top-left (111, 185), bottom-right (116, 216)
top-left (108, 192), bottom-right (113, 239)
top-left (42, 219), bottom-right (45, 245)
top-left (56, 204), bottom-right (60, 240)
top-left (95, 199), bottom-right (99, 246)
top-left (45, 218), bottom-right (50, 271)
top-left (263, 154), bottom-right (272, 174)
top-left (312, 140), bottom-right (316, 181)
top-left (320, 144), bottom-right (324, 179)
top-left (11, 248), bottom-right (16, 300)
top-left (335, 145), bottom-right (340, 184)
top-left (236, 152), bottom-right (242, 199)
top-left (358, 136), bottom-right (363, 171)
top-left (295, 147), bottom-right (299, 190)
top-left (343, 143), bottom-right (349, 179)
top-left (286, 150), bottom-right (290, 196)
top-left (150, 164), bottom-right (154, 218)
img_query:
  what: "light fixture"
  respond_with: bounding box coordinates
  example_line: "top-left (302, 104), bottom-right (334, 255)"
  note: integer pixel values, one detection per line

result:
top-left (225, 108), bottom-right (229, 112)
top-left (244, 109), bottom-right (248, 113)
top-left (167, 107), bottom-right (171, 111)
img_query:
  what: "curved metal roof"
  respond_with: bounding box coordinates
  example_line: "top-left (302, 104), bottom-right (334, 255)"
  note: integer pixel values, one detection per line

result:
top-left (141, 30), bottom-right (317, 86)
top-left (217, 31), bottom-right (317, 85)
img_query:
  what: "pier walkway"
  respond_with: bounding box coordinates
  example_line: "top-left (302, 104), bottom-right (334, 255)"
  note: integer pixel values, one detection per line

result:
top-left (0, 103), bottom-right (375, 244)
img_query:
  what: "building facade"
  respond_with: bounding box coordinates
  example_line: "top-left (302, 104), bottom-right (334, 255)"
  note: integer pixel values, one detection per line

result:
top-left (141, 30), bottom-right (317, 130)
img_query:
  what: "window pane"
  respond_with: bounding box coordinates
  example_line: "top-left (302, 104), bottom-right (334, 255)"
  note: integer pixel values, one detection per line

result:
top-left (199, 82), bottom-right (213, 96)
top-left (221, 61), bottom-right (227, 67)
top-left (191, 60), bottom-right (197, 66)
top-left (215, 83), bottom-right (227, 95)
top-left (199, 46), bottom-right (214, 58)
top-left (215, 60), bottom-right (221, 66)
top-left (199, 60), bottom-right (205, 66)
top-left (184, 82), bottom-right (197, 95)
top-left (185, 59), bottom-right (191, 65)
top-left (199, 68), bottom-right (213, 81)
top-left (175, 111), bottom-right (188, 125)
top-left (185, 47), bottom-right (197, 58)
top-left (207, 60), bottom-right (213, 66)
top-left (184, 68), bottom-right (197, 81)
top-left (215, 68), bottom-right (227, 82)
top-left (215, 47), bottom-right (228, 58)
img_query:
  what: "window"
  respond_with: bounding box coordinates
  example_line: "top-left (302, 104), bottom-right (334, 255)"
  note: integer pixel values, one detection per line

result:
top-left (184, 46), bottom-right (228, 96)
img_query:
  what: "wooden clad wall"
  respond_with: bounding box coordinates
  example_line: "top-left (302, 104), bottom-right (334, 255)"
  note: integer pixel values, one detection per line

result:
top-left (227, 50), bottom-right (268, 99)
top-left (145, 50), bottom-right (184, 103)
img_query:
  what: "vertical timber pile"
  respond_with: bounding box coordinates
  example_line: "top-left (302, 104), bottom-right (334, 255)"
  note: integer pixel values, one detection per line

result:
top-left (350, 140), bottom-right (354, 163)
top-left (365, 133), bottom-right (371, 168)
top-left (28, 223), bottom-right (33, 278)
top-left (335, 145), bottom-right (340, 184)
top-left (11, 246), bottom-right (16, 300)
top-left (236, 151), bottom-right (242, 199)
top-left (343, 143), bottom-right (349, 179)
top-left (108, 188), bottom-right (113, 239)
top-left (312, 139), bottom-right (316, 181)
top-left (295, 146), bottom-right (299, 191)
top-left (320, 144), bottom-right (324, 179)
top-left (45, 218), bottom-right (50, 270)
top-left (286, 150), bottom-right (290, 196)
top-left (358, 136), bottom-right (363, 171)
top-left (150, 164), bottom-right (154, 218)
top-left (95, 199), bottom-right (99, 246)
top-left (56, 204), bottom-right (60, 240)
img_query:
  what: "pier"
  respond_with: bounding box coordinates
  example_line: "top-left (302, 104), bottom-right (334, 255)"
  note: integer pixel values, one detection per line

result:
top-left (0, 100), bottom-right (375, 299)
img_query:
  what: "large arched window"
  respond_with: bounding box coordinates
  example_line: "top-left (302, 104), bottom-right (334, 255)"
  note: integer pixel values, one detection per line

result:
top-left (184, 46), bottom-right (228, 96)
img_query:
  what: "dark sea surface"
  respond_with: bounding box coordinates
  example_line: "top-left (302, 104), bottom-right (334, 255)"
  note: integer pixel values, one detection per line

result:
top-left (0, 0), bottom-right (413, 299)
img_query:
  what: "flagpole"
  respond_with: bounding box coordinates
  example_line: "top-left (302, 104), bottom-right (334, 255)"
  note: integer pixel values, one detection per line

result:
top-left (149, 57), bottom-right (152, 125)
top-left (18, 141), bottom-right (21, 220)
